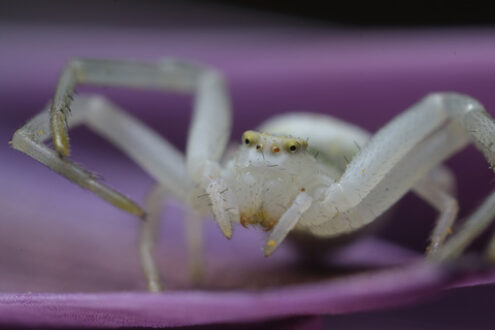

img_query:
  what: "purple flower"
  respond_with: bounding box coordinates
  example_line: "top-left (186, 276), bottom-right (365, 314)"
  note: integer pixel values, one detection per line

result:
top-left (2, 11), bottom-right (495, 327)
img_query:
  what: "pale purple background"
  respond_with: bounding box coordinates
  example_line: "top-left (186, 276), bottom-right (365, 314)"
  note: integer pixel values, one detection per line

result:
top-left (2, 1), bottom-right (495, 328)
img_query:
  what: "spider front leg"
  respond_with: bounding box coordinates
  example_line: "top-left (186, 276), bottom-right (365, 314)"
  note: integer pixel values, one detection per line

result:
top-left (263, 192), bottom-right (313, 256)
top-left (205, 176), bottom-right (239, 238)
top-left (309, 93), bottom-right (495, 259)
top-left (15, 58), bottom-right (218, 217)
top-left (50, 58), bottom-right (204, 157)
top-left (13, 58), bottom-right (234, 291)
top-left (13, 96), bottom-right (190, 217)
top-left (52, 58), bottom-right (237, 236)
top-left (13, 96), bottom-right (191, 291)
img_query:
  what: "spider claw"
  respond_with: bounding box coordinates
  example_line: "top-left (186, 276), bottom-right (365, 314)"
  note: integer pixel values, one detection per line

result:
top-left (263, 238), bottom-right (278, 257)
top-left (217, 219), bottom-right (232, 239)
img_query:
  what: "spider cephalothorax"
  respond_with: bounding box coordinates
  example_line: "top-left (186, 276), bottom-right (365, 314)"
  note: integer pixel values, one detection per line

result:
top-left (226, 131), bottom-right (333, 233)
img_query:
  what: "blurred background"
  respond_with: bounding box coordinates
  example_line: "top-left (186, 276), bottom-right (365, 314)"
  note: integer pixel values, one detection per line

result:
top-left (1, 0), bottom-right (495, 328)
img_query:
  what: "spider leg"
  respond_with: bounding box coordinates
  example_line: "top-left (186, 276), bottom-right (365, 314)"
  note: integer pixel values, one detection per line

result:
top-left (15, 59), bottom-right (236, 290)
top-left (12, 95), bottom-right (189, 216)
top-left (320, 93), bottom-right (494, 222)
top-left (309, 120), bottom-right (468, 236)
top-left (54, 58), bottom-right (235, 236)
top-left (49, 58), bottom-right (204, 157)
top-left (323, 93), bottom-right (494, 215)
top-left (13, 95), bottom-right (195, 292)
top-left (48, 58), bottom-right (231, 180)
top-left (206, 178), bottom-right (237, 238)
top-left (16, 84), bottom-right (232, 290)
top-left (26, 58), bottom-right (235, 235)
top-left (140, 183), bottom-right (206, 291)
top-left (263, 192), bottom-right (313, 256)
top-left (140, 184), bottom-right (167, 292)
top-left (179, 64), bottom-right (239, 237)
top-left (414, 168), bottom-right (459, 256)
top-left (305, 93), bottom-right (495, 260)
top-left (433, 190), bottom-right (495, 262)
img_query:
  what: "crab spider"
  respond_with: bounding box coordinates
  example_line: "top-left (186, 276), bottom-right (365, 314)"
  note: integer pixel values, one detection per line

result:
top-left (11, 58), bottom-right (495, 292)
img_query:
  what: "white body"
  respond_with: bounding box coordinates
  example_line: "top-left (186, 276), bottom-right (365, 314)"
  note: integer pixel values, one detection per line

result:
top-left (222, 133), bottom-right (337, 231)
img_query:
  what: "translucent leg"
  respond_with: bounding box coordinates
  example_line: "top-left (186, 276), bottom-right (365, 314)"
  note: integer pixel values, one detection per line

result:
top-left (50, 58), bottom-right (203, 156)
top-left (140, 185), bottom-right (205, 291)
top-left (205, 177), bottom-right (239, 239)
top-left (48, 58), bottom-right (231, 185)
top-left (264, 192), bottom-right (313, 256)
top-left (414, 172), bottom-right (459, 256)
top-left (324, 93), bottom-right (495, 218)
top-left (44, 58), bottom-right (234, 235)
top-left (309, 121), bottom-right (469, 237)
top-left (140, 184), bottom-right (167, 292)
top-left (13, 96), bottom-right (190, 215)
top-left (12, 97), bottom-right (149, 217)
top-left (433, 190), bottom-right (495, 261)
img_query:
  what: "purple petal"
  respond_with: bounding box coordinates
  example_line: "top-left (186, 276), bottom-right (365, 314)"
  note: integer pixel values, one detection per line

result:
top-left (0, 263), bottom-right (449, 328)
top-left (2, 5), bottom-right (495, 327)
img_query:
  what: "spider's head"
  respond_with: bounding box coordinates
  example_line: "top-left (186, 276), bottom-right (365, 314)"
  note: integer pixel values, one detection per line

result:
top-left (238, 130), bottom-right (308, 167)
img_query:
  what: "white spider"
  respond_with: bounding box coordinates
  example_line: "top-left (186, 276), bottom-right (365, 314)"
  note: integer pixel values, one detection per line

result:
top-left (11, 59), bottom-right (495, 292)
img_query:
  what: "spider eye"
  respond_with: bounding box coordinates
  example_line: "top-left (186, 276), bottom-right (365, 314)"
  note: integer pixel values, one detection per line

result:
top-left (242, 130), bottom-right (259, 147)
top-left (284, 138), bottom-right (300, 153)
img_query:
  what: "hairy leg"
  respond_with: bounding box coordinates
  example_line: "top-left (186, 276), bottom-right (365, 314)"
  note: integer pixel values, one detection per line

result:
top-left (12, 96), bottom-right (189, 215)
top-left (310, 121), bottom-right (468, 238)
top-left (50, 58), bottom-right (204, 156)
top-left (16, 58), bottom-right (235, 234)
top-left (319, 93), bottom-right (494, 232)
top-left (48, 58), bottom-right (232, 184)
